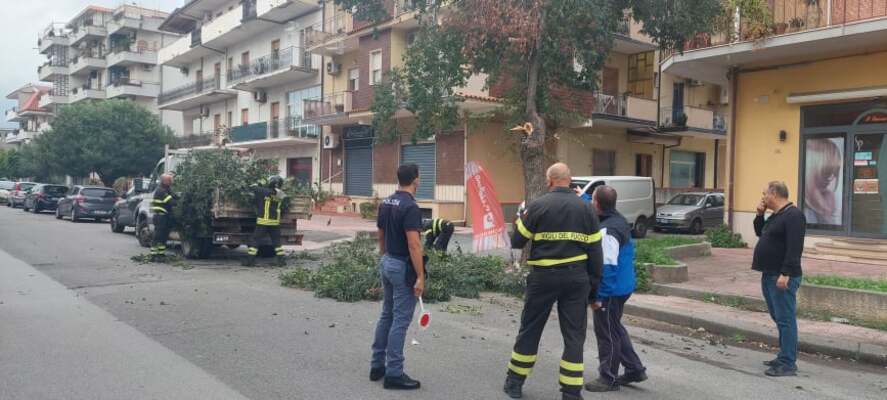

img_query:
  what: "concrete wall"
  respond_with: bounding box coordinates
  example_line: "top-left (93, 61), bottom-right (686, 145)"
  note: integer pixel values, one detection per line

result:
top-left (799, 284), bottom-right (887, 323)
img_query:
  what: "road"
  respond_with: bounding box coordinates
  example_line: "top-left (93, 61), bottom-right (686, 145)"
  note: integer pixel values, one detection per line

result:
top-left (1, 206), bottom-right (885, 400)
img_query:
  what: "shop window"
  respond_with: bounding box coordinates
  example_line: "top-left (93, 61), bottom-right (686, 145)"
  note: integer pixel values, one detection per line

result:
top-left (669, 151), bottom-right (705, 188)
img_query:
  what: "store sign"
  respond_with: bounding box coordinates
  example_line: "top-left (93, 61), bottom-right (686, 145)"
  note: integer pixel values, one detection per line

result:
top-left (342, 125), bottom-right (373, 140)
top-left (861, 112), bottom-right (887, 124)
top-left (853, 179), bottom-right (880, 194)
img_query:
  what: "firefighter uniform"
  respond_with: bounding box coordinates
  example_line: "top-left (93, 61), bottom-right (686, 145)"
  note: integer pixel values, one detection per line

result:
top-left (150, 185), bottom-right (175, 260)
top-left (505, 186), bottom-right (604, 397)
top-left (422, 218), bottom-right (454, 252)
top-left (244, 177), bottom-right (286, 266)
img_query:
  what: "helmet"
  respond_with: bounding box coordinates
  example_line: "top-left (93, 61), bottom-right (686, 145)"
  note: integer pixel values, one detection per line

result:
top-left (268, 175), bottom-right (284, 189)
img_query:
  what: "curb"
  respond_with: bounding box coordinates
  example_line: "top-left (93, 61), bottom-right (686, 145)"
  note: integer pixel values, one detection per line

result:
top-left (651, 284), bottom-right (768, 312)
top-left (623, 300), bottom-right (887, 367)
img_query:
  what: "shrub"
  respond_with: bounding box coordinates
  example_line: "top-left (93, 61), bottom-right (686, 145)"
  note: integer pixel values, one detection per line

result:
top-left (359, 199), bottom-right (379, 220)
top-left (804, 275), bottom-right (887, 293)
top-left (634, 262), bottom-right (652, 293)
top-left (705, 225), bottom-right (747, 248)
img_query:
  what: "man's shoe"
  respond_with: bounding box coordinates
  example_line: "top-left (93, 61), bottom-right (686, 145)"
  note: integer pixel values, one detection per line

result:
top-left (383, 374), bottom-right (421, 390)
top-left (369, 367), bottom-right (385, 382)
top-left (584, 379), bottom-right (620, 392)
top-left (562, 392), bottom-right (584, 400)
top-left (763, 358), bottom-right (779, 367)
top-left (503, 376), bottom-right (523, 399)
top-left (765, 365), bottom-right (797, 377)
top-left (615, 370), bottom-right (648, 386)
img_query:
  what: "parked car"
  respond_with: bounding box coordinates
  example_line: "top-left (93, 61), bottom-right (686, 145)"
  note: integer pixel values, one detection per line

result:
top-left (0, 180), bottom-right (15, 204)
top-left (22, 184), bottom-right (69, 213)
top-left (56, 186), bottom-right (119, 222)
top-left (654, 192), bottom-right (725, 234)
top-left (110, 184), bottom-right (152, 233)
top-left (517, 176), bottom-right (656, 238)
top-left (6, 182), bottom-right (37, 208)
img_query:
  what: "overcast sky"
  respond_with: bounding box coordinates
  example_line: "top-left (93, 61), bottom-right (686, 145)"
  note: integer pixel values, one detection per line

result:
top-left (1, 0), bottom-right (183, 128)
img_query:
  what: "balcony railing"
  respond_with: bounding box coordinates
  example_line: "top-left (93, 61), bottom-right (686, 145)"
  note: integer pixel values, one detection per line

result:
top-left (107, 79), bottom-right (161, 98)
top-left (231, 121), bottom-right (268, 143)
top-left (305, 13), bottom-right (353, 48)
top-left (174, 131), bottom-right (215, 149)
top-left (158, 77), bottom-right (220, 105)
top-left (682, 0), bottom-right (887, 52)
top-left (228, 47), bottom-right (313, 83)
top-left (191, 29), bottom-right (202, 48)
top-left (303, 91), bottom-right (353, 120)
top-left (271, 117), bottom-right (320, 139)
top-left (591, 93), bottom-right (659, 122)
top-left (660, 106), bottom-right (727, 132)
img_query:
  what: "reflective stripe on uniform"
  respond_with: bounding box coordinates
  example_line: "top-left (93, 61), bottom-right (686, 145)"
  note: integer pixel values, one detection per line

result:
top-left (510, 351), bottom-right (537, 363)
top-left (533, 230), bottom-right (602, 244)
top-left (507, 362), bottom-right (532, 376)
top-left (257, 218), bottom-right (280, 226)
top-left (527, 254), bottom-right (588, 267)
top-left (151, 207), bottom-right (168, 214)
top-left (152, 195), bottom-right (172, 204)
top-left (247, 247), bottom-right (258, 256)
top-left (559, 360), bottom-right (584, 372)
top-left (559, 375), bottom-right (584, 386)
top-left (275, 247), bottom-right (285, 255)
top-left (515, 218), bottom-right (533, 239)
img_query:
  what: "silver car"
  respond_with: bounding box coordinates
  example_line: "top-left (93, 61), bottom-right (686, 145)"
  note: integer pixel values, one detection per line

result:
top-left (654, 192), bottom-right (725, 234)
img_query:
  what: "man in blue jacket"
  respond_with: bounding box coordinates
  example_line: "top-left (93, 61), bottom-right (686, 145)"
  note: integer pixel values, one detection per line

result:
top-left (583, 185), bottom-right (647, 392)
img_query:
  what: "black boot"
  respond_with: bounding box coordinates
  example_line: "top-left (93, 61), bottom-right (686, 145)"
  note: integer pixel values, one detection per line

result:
top-left (615, 370), bottom-right (648, 386)
top-left (503, 375), bottom-right (523, 399)
top-left (383, 373), bottom-right (420, 390)
top-left (369, 367), bottom-right (385, 382)
top-left (584, 378), bottom-right (620, 392)
top-left (562, 391), bottom-right (584, 400)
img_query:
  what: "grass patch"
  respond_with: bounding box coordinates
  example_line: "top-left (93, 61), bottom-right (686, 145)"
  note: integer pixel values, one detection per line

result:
top-left (804, 275), bottom-right (887, 293)
top-left (705, 225), bottom-right (747, 248)
top-left (278, 238), bottom-right (526, 303)
top-left (636, 235), bottom-right (701, 266)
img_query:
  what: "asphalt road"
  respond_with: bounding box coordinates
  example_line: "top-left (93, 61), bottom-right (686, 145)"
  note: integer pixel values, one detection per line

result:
top-left (1, 206), bottom-right (885, 400)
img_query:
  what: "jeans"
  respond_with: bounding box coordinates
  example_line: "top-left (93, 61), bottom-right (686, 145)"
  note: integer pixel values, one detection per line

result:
top-left (370, 255), bottom-right (418, 378)
top-left (761, 274), bottom-right (802, 369)
top-left (593, 294), bottom-right (645, 385)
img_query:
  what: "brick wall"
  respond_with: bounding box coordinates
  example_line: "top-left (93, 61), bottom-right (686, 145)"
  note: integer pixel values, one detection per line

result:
top-left (373, 139), bottom-right (400, 184)
top-left (489, 75), bottom-right (596, 117)
top-left (436, 131), bottom-right (464, 185)
top-left (354, 30), bottom-right (392, 111)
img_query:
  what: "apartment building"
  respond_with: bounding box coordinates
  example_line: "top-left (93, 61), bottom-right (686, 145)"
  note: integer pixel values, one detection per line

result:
top-left (37, 5), bottom-right (183, 133)
top-left (157, 0), bottom-right (322, 185)
top-left (665, 0), bottom-right (887, 251)
top-left (4, 84), bottom-right (53, 147)
top-left (307, 1), bottom-right (728, 223)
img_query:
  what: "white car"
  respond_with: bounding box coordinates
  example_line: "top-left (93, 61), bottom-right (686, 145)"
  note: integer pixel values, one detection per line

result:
top-left (0, 180), bottom-right (15, 204)
top-left (517, 176), bottom-right (656, 238)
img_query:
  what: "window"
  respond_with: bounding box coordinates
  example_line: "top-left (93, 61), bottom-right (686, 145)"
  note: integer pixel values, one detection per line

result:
top-left (592, 149), bottom-right (616, 176)
top-left (628, 51), bottom-right (654, 98)
top-left (669, 151), bottom-right (706, 188)
top-left (241, 108), bottom-right (249, 126)
top-left (369, 50), bottom-right (382, 85)
top-left (227, 111), bottom-right (233, 128)
top-left (348, 68), bottom-right (359, 91)
top-left (241, 51), bottom-right (250, 68)
top-left (286, 86), bottom-right (322, 137)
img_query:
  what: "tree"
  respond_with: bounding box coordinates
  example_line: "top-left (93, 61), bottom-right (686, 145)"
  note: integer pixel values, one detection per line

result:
top-left (335, 0), bottom-right (723, 202)
top-left (38, 100), bottom-right (174, 186)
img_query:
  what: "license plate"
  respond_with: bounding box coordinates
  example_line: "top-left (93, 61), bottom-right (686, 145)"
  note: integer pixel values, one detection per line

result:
top-left (215, 234), bottom-right (231, 243)
top-left (93, 210), bottom-right (109, 215)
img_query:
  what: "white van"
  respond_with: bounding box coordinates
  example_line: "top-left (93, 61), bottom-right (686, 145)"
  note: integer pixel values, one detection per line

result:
top-left (517, 176), bottom-right (656, 238)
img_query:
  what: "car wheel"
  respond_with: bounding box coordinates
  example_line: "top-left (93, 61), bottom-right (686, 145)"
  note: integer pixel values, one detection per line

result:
top-left (55, 207), bottom-right (63, 220)
top-left (136, 217), bottom-right (152, 248)
top-left (110, 213), bottom-right (126, 233)
top-left (22, 202), bottom-right (29, 212)
top-left (70, 208), bottom-right (79, 223)
top-left (632, 217), bottom-right (649, 239)
top-left (690, 218), bottom-right (704, 235)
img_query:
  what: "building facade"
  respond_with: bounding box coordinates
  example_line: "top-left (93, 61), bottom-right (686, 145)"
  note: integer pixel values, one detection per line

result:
top-left (37, 5), bottom-right (183, 133)
top-left (5, 84), bottom-right (53, 147)
top-left (157, 0), bottom-right (323, 185)
top-left (665, 0), bottom-right (887, 248)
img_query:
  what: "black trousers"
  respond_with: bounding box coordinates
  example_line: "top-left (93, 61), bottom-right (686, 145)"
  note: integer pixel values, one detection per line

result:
top-left (593, 294), bottom-right (645, 385)
top-left (424, 220), bottom-right (454, 252)
top-left (248, 224), bottom-right (283, 256)
top-left (151, 214), bottom-right (171, 255)
top-left (507, 265), bottom-right (591, 394)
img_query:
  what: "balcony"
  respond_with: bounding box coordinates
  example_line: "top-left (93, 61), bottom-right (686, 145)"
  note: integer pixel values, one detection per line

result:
top-left (69, 56), bottom-right (106, 76)
top-left (660, 106), bottom-right (728, 137)
top-left (4, 130), bottom-right (33, 145)
top-left (107, 16), bottom-right (163, 35)
top-left (257, 0), bottom-right (320, 22)
top-left (590, 93), bottom-right (658, 127)
top-left (173, 131), bottom-right (215, 149)
top-left (158, 76), bottom-right (237, 111)
top-left (38, 63), bottom-right (69, 82)
top-left (664, 0), bottom-right (887, 84)
top-left (229, 47), bottom-right (317, 91)
top-left (6, 109), bottom-right (22, 123)
top-left (39, 35), bottom-right (69, 54)
top-left (230, 118), bottom-right (319, 147)
top-left (157, 30), bottom-right (214, 67)
top-left (39, 94), bottom-right (70, 109)
top-left (106, 79), bottom-right (161, 99)
top-left (69, 25), bottom-right (108, 47)
top-left (305, 12), bottom-right (357, 56)
top-left (202, 1), bottom-right (269, 49)
top-left (303, 91), bottom-right (354, 125)
top-left (70, 87), bottom-right (107, 103)
top-left (106, 48), bottom-right (158, 68)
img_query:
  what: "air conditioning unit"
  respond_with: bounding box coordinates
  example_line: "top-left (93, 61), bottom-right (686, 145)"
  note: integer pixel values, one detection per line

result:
top-left (686, 78), bottom-right (704, 87)
top-left (200, 106), bottom-right (210, 117)
top-left (253, 90), bottom-right (267, 103)
top-left (179, 66), bottom-right (189, 75)
top-left (323, 133), bottom-right (340, 149)
top-left (326, 61), bottom-right (341, 76)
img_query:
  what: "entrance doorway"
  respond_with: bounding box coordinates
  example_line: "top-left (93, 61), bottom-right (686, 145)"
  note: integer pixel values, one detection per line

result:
top-left (288, 157), bottom-right (312, 187)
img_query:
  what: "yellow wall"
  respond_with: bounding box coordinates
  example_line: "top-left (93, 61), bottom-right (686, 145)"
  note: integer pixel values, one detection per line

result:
top-left (325, 51), bottom-right (357, 95)
top-left (664, 135), bottom-right (720, 189)
top-left (390, 28), bottom-right (409, 69)
top-left (733, 51), bottom-right (887, 213)
top-left (466, 121), bottom-right (525, 205)
top-left (604, 52), bottom-right (629, 94)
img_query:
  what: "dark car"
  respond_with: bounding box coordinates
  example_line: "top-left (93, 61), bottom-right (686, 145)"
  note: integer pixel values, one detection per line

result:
top-left (6, 182), bottom-right (37, 208)
top-left (654, 192), bottom-right (725, 234)
top-left (110, 185), bottom-right (152, 233)
top-left (56, 186), bottom-right (119, 222)
top-left (22, 184), bottom-right (69, 213)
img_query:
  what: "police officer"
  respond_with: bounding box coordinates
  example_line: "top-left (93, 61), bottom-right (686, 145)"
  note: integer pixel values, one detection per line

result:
top-left (422, 218), bottom-right (454, 252)
top-left (503, 163), bottom-right (604, 400)
top-left (150, 173), bottom-right (176, 262)
top-left (243, 176), bottom-right (287, 267)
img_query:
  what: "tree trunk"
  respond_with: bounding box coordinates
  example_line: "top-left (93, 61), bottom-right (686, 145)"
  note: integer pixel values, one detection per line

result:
top-left (520, 23), bottom-right (547, 205)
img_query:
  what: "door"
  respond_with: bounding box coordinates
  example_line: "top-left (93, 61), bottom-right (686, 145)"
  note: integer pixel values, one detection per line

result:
top-left (602, 67), bottom-right (619, 114)
top-left (214, 62), bottom-right (221, 88)
top-left (345, 140), bottom-right (373, 196)
top-left (402, 144), bottom-right (436, 200)
top-left (672, 82), bottom-right (685, 124)
top-left (849, 133), bottom-right (887, 236)
top-left (270, 102), bottom-right (281, 138)
top-left (195, 70), bottom-right (204, 91)
top-left (635, 154), bottom-right (653, 177)
top-left (287, 158), bottom-right (313, 187)
top-left (702, 195), bottom-right (720, 228)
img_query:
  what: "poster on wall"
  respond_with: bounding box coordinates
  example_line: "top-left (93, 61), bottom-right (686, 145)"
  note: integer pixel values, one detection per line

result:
top-left (804, 137), bottom-right (844, 226)
top-left (465, 161), bottom-right (510, 252)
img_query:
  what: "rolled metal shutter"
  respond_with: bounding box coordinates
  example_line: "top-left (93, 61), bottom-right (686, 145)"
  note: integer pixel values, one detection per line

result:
top-left (401, 143), bottom-right (436, 200)
top-left (345, 138), bottom-right (373, 196)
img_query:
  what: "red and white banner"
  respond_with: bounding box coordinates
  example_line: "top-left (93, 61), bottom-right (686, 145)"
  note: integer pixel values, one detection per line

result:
top-left (465, 161), bottom-right (510, 252)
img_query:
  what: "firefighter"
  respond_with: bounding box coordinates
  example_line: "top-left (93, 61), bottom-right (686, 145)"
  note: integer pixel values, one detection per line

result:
top-left (150, 173), bottom-right (176, 262)
top-left (503, 162), bottom-right (604, 400)
top-left (243, 176), bottom-right (287, 267)
top-left (422, 218), bottom-right (454, 252)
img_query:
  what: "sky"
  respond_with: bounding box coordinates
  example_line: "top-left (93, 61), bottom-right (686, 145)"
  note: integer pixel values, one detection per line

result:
top-left (0, 0), bottom-right (184, 128)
